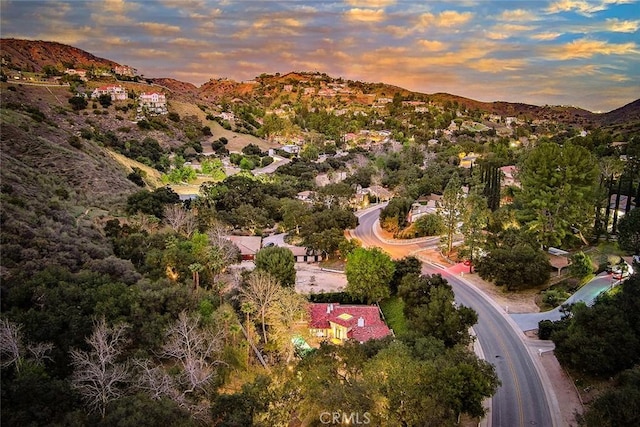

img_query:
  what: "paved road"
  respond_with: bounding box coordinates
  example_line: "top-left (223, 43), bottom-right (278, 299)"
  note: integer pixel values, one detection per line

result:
top-left (442, 268), bottom-right (553, 427)
top-left (351, 205), bottom-right (556, 427)
top-left (511, 273), bottom-right (620, 331)
top-left (253, 156), bottom-right (291, 175)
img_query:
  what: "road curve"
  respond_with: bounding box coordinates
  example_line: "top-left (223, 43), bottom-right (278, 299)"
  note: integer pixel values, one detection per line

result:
top-left (442, 269), bottom-right (553, 427)
top-left (351, 205), bottom-right (555, 427)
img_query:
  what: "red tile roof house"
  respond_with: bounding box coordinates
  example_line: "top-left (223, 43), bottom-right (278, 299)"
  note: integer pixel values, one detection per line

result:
top-left (308, 303), bottom-right (392, 344)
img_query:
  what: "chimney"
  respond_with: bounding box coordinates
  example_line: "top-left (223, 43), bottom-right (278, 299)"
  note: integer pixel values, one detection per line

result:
top-left (329, 303), bottom-right (334, 312)
top-left (326, 305), bottom-right (331, 314)
top-left (357, 316), bottom-right (364, 327)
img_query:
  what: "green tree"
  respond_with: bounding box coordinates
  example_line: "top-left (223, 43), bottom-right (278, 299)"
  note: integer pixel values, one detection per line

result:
top-left (617, 208), bottom-right (640, 254)
top-left (413, 213), bottom-right (445, 237)
top-left (379, 197), bottom-right (413, 234)
top-left (255, 246), bottom-right (296, 288)
top-left (98, 94), bottom-right (112, 108)
top-left (517, 143), bottom-right (599, 248)
top-left (390, 256), bottom-right (422, 295)
top-left (569, 251), bottom-right (593, 278)
top-left (475, 245), bottom-right (551, 290)
top-left (345, 247), bottom-right (395, 304)
top-left (304, 227), bottom-right (349, 260)
top-left (279, 198), bottom-right (310, 235)
top-left (438, 174), bottom-right (465, 256)
top-left (68, 95), bottom-right (88, 111)
top-left (461, 192), bottom-right (489, 271)
top-left (399, 273), bottom-right (477, 346)
top-left (580, 366), bottom-right (640, 427)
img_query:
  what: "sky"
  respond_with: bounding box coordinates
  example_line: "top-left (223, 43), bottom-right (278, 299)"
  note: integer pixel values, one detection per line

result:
top-left (1, 0), bottom-right (639, 112)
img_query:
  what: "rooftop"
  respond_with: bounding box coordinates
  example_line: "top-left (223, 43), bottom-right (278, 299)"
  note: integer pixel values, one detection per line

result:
top-left (308, 302), bottom-right (391, 342)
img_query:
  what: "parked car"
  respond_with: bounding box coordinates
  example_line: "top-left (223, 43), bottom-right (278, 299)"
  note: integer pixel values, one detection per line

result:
top-left (611, 262), bottom-right (634, 280)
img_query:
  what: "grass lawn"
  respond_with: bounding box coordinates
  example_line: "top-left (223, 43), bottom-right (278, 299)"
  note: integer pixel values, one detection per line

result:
top-left (380, 296), bottom-right (407, 336)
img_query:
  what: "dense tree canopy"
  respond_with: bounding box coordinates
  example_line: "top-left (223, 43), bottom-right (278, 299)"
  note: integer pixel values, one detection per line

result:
top-left (550, 273), bottom-right (640, 376)
top-left (475, 245), bottom-right (551, 290)
top-left (399, 273), bottom-right (478, 346)
top-left (345, 247), bottom-right (395, 304)
top-left (517, 143), bottom-right (599, 248)
top-left (254, 246), bottom-right (296, 287)
top-left (617, 208), bottom-right (640, 254)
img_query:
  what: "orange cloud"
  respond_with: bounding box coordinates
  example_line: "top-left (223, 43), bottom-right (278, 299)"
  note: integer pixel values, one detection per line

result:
top-left (531, 32), bottom-right (563, 40)
top-left (418, 40), bottom-right (448, 51)
top-left (346, 0), bottom-right (395, 6)
top-left (605, 18), bottom-right (640, 32)
top-left (344, 8), bottom-right (386, 23)
top-left (470, 58), bottom-right (526, 73)
top-left (140, 22), bottom-right (181, 35)
top-left (498, 9), bottom-right (539, 22)
top-left (546, 38), bottom-right (638, 59)
top-left (419, 10), bottom-right (474, 28)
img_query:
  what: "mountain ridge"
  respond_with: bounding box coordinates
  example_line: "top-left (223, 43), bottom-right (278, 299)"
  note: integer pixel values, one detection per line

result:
top-left (2, 38), bottom-right (639, 130)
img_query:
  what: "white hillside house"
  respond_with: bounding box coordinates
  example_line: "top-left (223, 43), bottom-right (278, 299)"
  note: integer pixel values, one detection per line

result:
top-left (91, 85), bottom-right (127, 101)
top-left (139, 92), bottom-right (167, 115)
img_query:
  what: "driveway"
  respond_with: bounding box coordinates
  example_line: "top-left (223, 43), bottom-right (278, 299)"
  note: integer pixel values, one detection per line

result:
top-left (510, 272), bottom-right (622, 331)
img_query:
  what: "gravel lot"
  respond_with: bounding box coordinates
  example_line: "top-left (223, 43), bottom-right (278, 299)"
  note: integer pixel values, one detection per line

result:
top-left (295, 262), bottom-right (347, 294)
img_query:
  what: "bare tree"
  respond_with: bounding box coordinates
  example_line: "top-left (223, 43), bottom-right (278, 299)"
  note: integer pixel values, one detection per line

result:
top-left (133, 312), bottom-right (224, 422)
top-left (266, 289), bottom-right (309, 363)
top-left (240, 270), bottom-right (283, 344)
top-left (160, 312), bottom-right (224, 395)
top-left (134, 358), bottom-right (210, 421)
top-left (70, 318), bottom-right (130, 418)
top-left (133, 358), bottom-right (174, 401)
top-left (207, 222), bottom-right (241, 267)
top-left (1, 319), bottom-right (53, 372)
top-left (1, 319), bottom-right (23, 371)
top-left (164, 205), bottom-right (198, 237)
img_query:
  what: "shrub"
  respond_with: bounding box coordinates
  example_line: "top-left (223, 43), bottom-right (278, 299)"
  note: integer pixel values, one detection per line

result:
top-left (68, 135), bottom-right (82, 149)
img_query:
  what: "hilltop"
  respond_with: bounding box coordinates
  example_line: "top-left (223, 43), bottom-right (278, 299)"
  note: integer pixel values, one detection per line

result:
top-left (0, 38), bottom-right (119, 72)
top-left (2, 38), bottom-right (638, 136)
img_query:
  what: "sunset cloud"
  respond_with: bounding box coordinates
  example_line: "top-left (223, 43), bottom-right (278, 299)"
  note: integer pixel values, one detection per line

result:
top-left (346, 0), bottom-right (395, 7)
top-left (530, 32), bottom-right (564, 40)
top-left (546, 38), bottom-right (638, 59)
top-left (344, 8), bottom-right (386, 23)
top-left (1, 0), bottom-right (637, 112)
top-left (418, 11), bottom-right (474, 28)
top-left (497, 9), bottom-right (539, 22)
top-left (545, 0), bottom-right (634, 16)
top-left (605, 18), bottom-right (640, 32)
top-left (418, 40), bottom-right (448, 52)
top-left (139, 22), bottom-right (181, 35)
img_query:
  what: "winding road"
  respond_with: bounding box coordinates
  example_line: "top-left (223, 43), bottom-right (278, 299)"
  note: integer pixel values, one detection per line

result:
top-left (351, 204), bottom-right (557, 427)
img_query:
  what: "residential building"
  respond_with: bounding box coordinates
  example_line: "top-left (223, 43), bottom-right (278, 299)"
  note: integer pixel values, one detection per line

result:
top-left (114, 65), bottom-right (137, 77)
top-left (91, 85), bottom-right (127, 101)
top-left (459, 152), bottom-right (480, 169)
top-left (64, 69), bottom-right (87, 80)
top-left (139, 92), bottom-right (167, 114)
top-left (407, 194), bottom-right (441, 223)
top-left (499, 165), bottom-right (519, 188)
top-left (226, 236), bottom-right (262, 261)
top-left (308, 303), bottom-right (392, 343)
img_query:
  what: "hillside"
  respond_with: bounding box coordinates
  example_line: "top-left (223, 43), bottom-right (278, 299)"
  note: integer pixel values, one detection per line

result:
top-left (0, 96), bottom-right (139, 279)
top-left (0, 38), bottom-right (119, 72)
top-left (3, 38), bottom-right (638, 134)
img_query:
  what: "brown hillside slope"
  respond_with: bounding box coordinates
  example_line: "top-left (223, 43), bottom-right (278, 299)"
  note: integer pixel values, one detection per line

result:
top-left (1, 38), bottom-right (119, 72)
